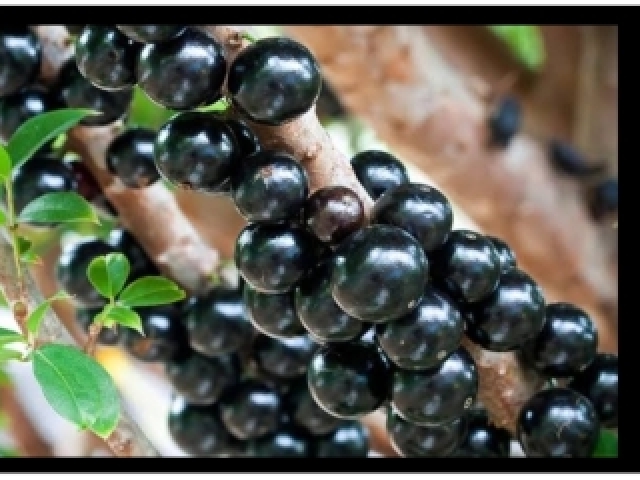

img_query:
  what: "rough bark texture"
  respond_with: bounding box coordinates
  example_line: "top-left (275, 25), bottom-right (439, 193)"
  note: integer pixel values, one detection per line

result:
top-left (284, 26), bottom-right (618, 355)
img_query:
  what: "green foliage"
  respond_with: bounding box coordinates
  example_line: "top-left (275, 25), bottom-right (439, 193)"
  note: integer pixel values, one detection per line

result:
top-left (87, 253), bottom-right (130, 300)
top-left (32, 344), bottom-right (120, 439)
top-left (128, 86), bottom-right (174, 130)
top-left (26, 291), bottom-right (72, 337)
top-left (98, 305), bottom-right (142, 334)
top-left (0, 144), bottom-right (10, 181)
top-left (488, 25), bottom-right (545, 72)
top-left (0, 327), bottom-right (25, 347)
top-left (593, 429), bottom-right (618, 457)
top-left (17, 192), bottom-right (99, 225)
top-left (0, 288), bottom-right (7, 308)
top-left (118, 276), bottom-right (186, 308)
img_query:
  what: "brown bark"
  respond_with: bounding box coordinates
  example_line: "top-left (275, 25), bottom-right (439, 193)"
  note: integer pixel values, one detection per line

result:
top-left (0, 386), bottom-right (53, 457)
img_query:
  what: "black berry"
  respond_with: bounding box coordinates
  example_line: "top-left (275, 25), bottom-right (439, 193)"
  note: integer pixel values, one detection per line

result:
top-left (486, 235), bottom-right (517, 273)
top-left (117, 25), bottom-right (186, 44)
top-left (124, 305), bottom-right (188, 363)
top-left (106, 127), bottom-right (160, 188)
top-left (568, 353), bottom-right (618, 428)
top-left (76, 308), bottom-right (123, 346)
top-left (0, 28), bottom-right (41, 98)
top-left (315, 421), bottom-right (370, 457)
top-left (285, 378), bottom-right (342, 436)
top-left (330, 224), bottom-right (429, 323)
top-left (247, 427), bottom-right (313, 457)
top-left (137, 29), bottom-right (226, 110)
top-left (303, 186), bottom-right (365, 245)
top-left (243, 286), bottom-right (305, 339)
top-left (228, 37), bottom-right (321, 126)
top-left (0, 86), bottom-right (57, 141)
top-left (517, 387), bottom-right (599, 457)
top-left (251, 333), bottom-right (316, 380)
top-left (588, 177), bottom-right (618, 221)
top-left (350, 150), bottom-right (409, 200)
top-left (488, 96), bottom-right (520, 147)
top-left (549, 139), bottom-right (605, 178)
top-left (453, 409), bottom-right (511, 457)
top-left (226, 117), bottom-right (261, 159)
top-left (465, 268), bottom-right (546, 352)
top-left (68, 161), bottom-right (102, 202)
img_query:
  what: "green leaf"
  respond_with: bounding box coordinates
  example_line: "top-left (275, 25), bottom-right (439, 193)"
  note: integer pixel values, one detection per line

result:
top-left (101, 305), bottom-right (142, 334)
top-left (8, 109), bottom-right (95, 169)
top-left (0, 327), bottom-right (26, 346)
top-left (17, 192), bottom-right (99, 225)
top-left (0, 347), bottom-right (24, 362)
top-left (593, 429), bottom-right (618, 457)
top-left (0, 366), bottom-right (9, 385)
top-left (87, 253), bottom-right (130, 300)
top-left (26, 291), bottom-right (72, 336)
top-left (118, 276), bottom-right (186, 308)
top-left (32, 344), bottom-right (120, 439)
top-left (128, 86), bottom-right (175, 130)
top-left (488, 25), bottom-right (545, 72)
top-left (0, 143), bottom-right (10, 180)
top-left (0, 446), bottom-right (20, 458)
top-left (197, 97), bottom-right (231, 113)
top-left (0, 208), bottom-right (6, 227)
top-left (0, 287), bottom-right (7, 308)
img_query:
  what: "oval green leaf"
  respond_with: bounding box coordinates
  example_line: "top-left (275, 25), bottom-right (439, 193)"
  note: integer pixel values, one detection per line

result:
top-left (103, 305), bottom-right (142, 334)
top-left (87, 253), bottom-right (130, 300)
top-left (488, 25), bottom-right (545, 72)
top-left (32, 344), bottom-right (120, 439)
top-left (0, 209), bottom-right (6, 228)
top-left (8, 109), bottom-right (96, 169)
top-left (17, 192), bottom-right (99, 225)
top-left (26, 291), bottom-right (72, 336)
top-left (0, 143), bottom-right (10, 180)
top-left (0, 327), bottom-right (26, 346)
top-left (118, 276), bottom-right (185, 308)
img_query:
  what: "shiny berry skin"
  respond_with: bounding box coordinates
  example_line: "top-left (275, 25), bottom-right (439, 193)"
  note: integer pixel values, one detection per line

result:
top-left (0, 86), bottom-right (57, 141)
top-left (549, 139), bottom-right (605, 178)
top-left (453, 409), bottom-right (511, 457)
top-left (486, 235), bottom-right (517, 273)
top-left (517, 387), bottom-right (599, 457)
top-left (248, 427), bottom-right (313, 457)
top-left (387, 408), bottom-right (468, 457)
top-left (168, 396), bottom-right (235, 456)
top-left (303, 186), bottom-right (365, 245)
top-left (137, 29), bottom-right (226, 110)
top-left (588, 177), bottom-right (618, 220)
top-left (227, 37), bottom-right (321, 126)
top-left (465, 268), bottom-right (546, 352)
top-left (76, 308), bottom-right (123, 346)
top-left (106, 128), bottom-right (159, 188)
top-left (116, 25), bottom-right (186, 44)
top-left (0, 28), bottom-right (41, 98)
top-left (56, 60), bottom-right (132, 126)
top-left (294, 262), bottom-right (364, 344)
top-left (124, 305), bottom-right (188, 363)
top-left (154, 111), bottom-right (238, 192)
top-left (568, 353), bottom-right (618, 428)
top-left (219, 379), bottom-right (282, 440)
top-left (330, 224), bottom-right (429, 323)
top-left (184, 287), bottom-right (253, 357)
top-left (251, 334), bottom-right (316, 380)
top-left (231, 150), bottom-right (309, 223)
top-left (75, 25), bottom-right (140, 91)
top-left (430, 229), bottom-right (501, 304)
top-left (285, 378), bottom-right (342, 436)
top-left (372, 183), bottom-right (453, 254)
top-left (56, 238), bottom-right (115, 307)
top-left (391, 346), bottom-right (478, 426)
top-left (315, 421), bottom-right (370, 457)
top-left (350, 150), bottom-right (409, 200)
top-left (235, 223), bottom-right (320, 294)
top-left (166, 351), bottom-right (241, 406)
top-left (520, 303), bottom-right (598, 378)
top-left (375, 285), bottom-right (464, 371)
top-left (488, 96), bottom-right (520, 147)
top-left (307, 341), bottom-right (391, 419)
top-left (243, 286), bottom-right (305, 339)
top-left (226, 117), bottom-right (261, 159)
top-left (68, 161), bottom-right (101, 202)
top-left (12, 155), bottom-right (78, 214)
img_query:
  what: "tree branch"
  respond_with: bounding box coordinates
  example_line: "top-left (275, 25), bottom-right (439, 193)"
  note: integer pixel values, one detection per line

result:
top-left (0, 386), bottom-right (53, 457)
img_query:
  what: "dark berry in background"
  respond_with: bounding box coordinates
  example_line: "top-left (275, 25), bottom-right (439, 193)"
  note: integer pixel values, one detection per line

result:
top-left (568, 353), bottom-right (618, 428)
top-left (0, 86), bottom-right (58, 141)
top-left (486, 235), bottom-right (517, 273)
top-left (247, 427), bottom-right (313, 457)
top-left (251, 333), bottom-right (316, 380)
top-left (375, 285), bottom-right (465, 371)
top-left (517, 387), bottom-right (599, 457)
top-left (285, 378), bottom-right (342, 436)
top-left (75, 25), bottom-right (140, 91)
top-left (307, 341), bottom-right (391, 419)
top-left (488, 95), bottom-right (520, 147)
top-left (243, 287), bottom-right (305, 339)
top-left (587, 177), bottom-right (618, 221)
top-left (124, 305), bottom-right (188, 363)
top-left (76, 308), bottom-right (123, 346)
top-left (154, 111), bottom-right (238, 192)
top-left (520, 302), bottom-right (598, 378)
top-left (0, 27), bottom-right (41, 98)
top-left (315, 421), bottom-right (370, 457)
top-left (117, 25), bottom-right (186, 44)
top-left (331, 224), bottom-right (429, 323)
top-left (465, 268), bottom-right (546, 352)
top-left (303, 186), bottom-right (365, 245)
top-left (226, 117), bottom-right (261, 159)
top-left (453, 409), bottom-right (511, 457)
top-left (372, 182), bottom-right (453, 254)
top-left (430, 229), bottom-right (501, 305)
top-left (137, 29), bottom-right (226, 110)
top-left (350, 150), bottom-right (410, 200)
top-left (68, 160), bottom-right (102, 202)
top-left (231, 150), bottom-right (309, 223)
top-left (549, 139), bottom-right (605, 178)
top-left (106, 128), bottom-right (160, 188)
top-left (391, 346), bottom-right (478, 426)
top-left (228, 37), bottom-right (322, 126)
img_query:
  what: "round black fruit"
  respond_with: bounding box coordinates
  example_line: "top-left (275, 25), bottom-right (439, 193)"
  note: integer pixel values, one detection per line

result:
top-left (350, 150), bottom-right (409, 200)
top-left (154, 111), bottom-right (238, 192)
top-left (486, 235), bottom-right (517, 273)
top-left (375, 285), bottom-right (465, 371)
top-left (106, 128), bottom-right (159, 188)
top-left (315, 421), bottom-right (370, 457)
top-left (243, 286), bottom-right (305, 339)
top-left (0, 86), bottom-right (57, 141)
top-left (248, 427), bottom-right (313, 457)
top-left (520, 302), bottom-right (598, 378)
top-left (75, 25), bottom-right (139, 91)
top-left (568, 353), bottom-right (618, 428)
top-left (430, 229), bottom-right (501, 305)
top-left (303, 186), bottom-right (365, 245)
top-left (116, 25), bottom-right (186, 44)
top-left (549, 139), bottom-right (605, 178)
top-left (285, 378), bottom-right (342, 436)
top-left (453, 409), bottom-right (511, 457)
top-left (0, 28), bottom-right (41, 97)
top-left (588, 177), bottom-right (618, 221)
top-left (76, 308), bottom-right (123, 346)
top-left (488, 96), bottom-right (520, 147)
top-left (124, 305), bottom-right (188, 363)
top-left (307, 341), bottom-right (391, 419)
top-left (330, 224), bottom-right (429, 323)
top-left (227, 37), bottom-right (321, 126)
top-left (372, 182), bottom-right (453, 253)
top-left (517, 387), bottom-right (599, 457)
top-left (226, 117), bottom-right (261, 159)
top-left (235, 223), bottom-right (319, 294)
top-left (251, 334), bottom-right (316, 380)
top-left (387, 408), bottom-right (468, 457)
top-left (391, 346), bottom-right (478, 426)
top-left (137, 29), bottom-right (226, 110)
top-left (231, 150), bottom-right (309, 223)
top-left (465, 268), bottom-right (546, 352)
